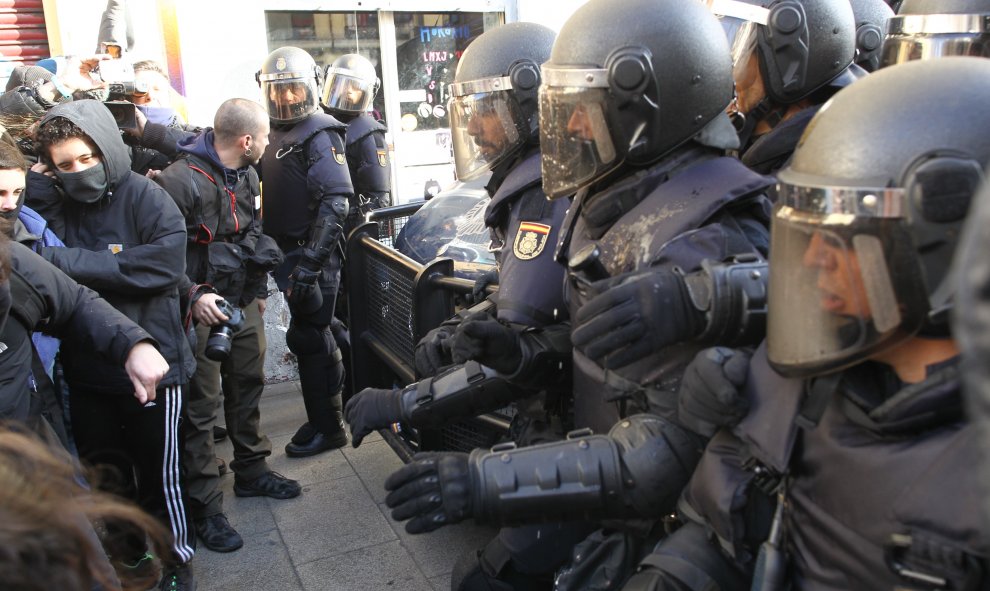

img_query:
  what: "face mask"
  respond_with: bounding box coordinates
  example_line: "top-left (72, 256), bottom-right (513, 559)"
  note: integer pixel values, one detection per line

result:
top-left (0, 191), bottom-right (24, 221)
top-left (136, 105), bottom-right (181, 126)
top-left (55, 163), bottom-right (109, 204)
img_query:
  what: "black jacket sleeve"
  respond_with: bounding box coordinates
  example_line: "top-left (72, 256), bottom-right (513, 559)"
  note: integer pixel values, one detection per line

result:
top-left (9, 241), bottom-right (154, 365)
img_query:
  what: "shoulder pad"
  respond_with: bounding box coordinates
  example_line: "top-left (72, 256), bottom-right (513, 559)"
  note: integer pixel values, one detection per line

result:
top-left (345, 114), bottom-right (387, 144)
top-left (280, 112), bottom-right (347, 147)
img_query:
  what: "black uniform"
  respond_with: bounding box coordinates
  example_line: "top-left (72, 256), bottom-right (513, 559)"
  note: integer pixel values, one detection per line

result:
top-left (626, 345), bottom-right (988, 590)
top-left (340, 112), bottom-right (391, 233)
top-left (262, 111), bottom-right (353, 443)
top-left (561, 153), bottom-right (772, 435)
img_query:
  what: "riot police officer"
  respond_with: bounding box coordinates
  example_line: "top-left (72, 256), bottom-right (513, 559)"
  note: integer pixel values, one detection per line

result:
top-left (257, 46), bottom-right (353, 457)
top-left (706, 0), bottom-right (864, 175)
top-left (381, 0), bottom-right (774, 587)
top-left (628, 56), bottom-right (990, 591)
top-left (321, 53), bottom-right (392, 233)
top-left (343, 23), bottom-right (578, 589)
top-left (880, 0), bottom-right (990, 68)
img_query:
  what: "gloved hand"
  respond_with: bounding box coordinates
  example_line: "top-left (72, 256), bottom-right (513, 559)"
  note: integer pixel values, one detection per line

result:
top-left (285, 252), bottom-right (321, 308)
top-left (384, 452), bottom-right (473, 534)
top-left (450, 312), bottom-right (522, 375)
top-left (414, 325), bottom-right (455, 377)
top-left (343, 387), bottom-right (404, 448)
top-left (677, 347), bottom-right (751, 437)
top-left (572, 268), bottom-right (704, 370)
top-left (470, 268), bottom-right (499, 304)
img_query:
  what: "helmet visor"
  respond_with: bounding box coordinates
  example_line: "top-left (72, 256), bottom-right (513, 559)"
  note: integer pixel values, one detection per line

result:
top-left (702, 0), bottom-right (768, 79)
top-left (766, 180), bottom-right (929, 377)
top-left (449, 87), bottom-right (525, 181)
top-left (322, 69), bottom-right (376, 114)
top-left (539, 84), bottom-right (617, 199)
top-left (262, 78), bottom-right (318, 123)
top-left (880, 14), bottom-right (990, 67)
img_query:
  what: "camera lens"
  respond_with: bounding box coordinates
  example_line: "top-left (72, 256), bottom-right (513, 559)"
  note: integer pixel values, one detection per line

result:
top-left (205, 325), bottom-right (234, 361)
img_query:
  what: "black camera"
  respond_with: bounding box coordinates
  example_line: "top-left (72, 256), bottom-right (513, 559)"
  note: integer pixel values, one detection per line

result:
top-left (204, 299), bottom-right (245, 361)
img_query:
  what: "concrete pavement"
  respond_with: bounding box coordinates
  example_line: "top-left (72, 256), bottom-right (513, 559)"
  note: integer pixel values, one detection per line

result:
top-left (195, 380), bottom-right (497, 591)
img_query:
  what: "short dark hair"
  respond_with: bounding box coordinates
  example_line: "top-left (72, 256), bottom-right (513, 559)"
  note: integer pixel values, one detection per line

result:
top-left (132, 59), bottom-right (169, 81)
top-left (0, 141), bottom-right (27, 173)
top-left (213, 98), bottom-right (267, 144)
top-left (35, 117), bottom-right (99, 163)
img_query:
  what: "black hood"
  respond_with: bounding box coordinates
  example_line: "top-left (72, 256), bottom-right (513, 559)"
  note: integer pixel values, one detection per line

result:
top-left (39, 99), bottom-right (131, 192)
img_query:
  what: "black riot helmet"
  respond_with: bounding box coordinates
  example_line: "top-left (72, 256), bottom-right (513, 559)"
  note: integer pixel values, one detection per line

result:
top-left (704, 0), bottom-right (858, 103)
top-left (880, 0), bottom-right (990, 68)
top-left (447, 22), bottom-right (555, 181)
top-left (766, 57), bottom-right (990, 378)
top-left (849, 0), bottom-right (894, 71)
top-left (256, 47), bottom-right (322, 124)
top-left (321, 53), bottom-right (380, 117)
top-left (539, 0), bottom-right (735, 198)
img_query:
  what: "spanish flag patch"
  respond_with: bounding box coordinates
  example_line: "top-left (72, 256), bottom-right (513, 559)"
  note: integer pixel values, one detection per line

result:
top-left (512, 222), bottom-right (551, 260)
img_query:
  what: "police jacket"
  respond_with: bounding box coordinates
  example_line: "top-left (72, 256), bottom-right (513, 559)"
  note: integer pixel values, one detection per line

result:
top-left (34, 99), bottom-right (194, 392)
top-left (156, 128), bottom-right (279, 307)
top-left (740, 105), bottom-right (821, 177)
top-left (261, 112), bottom-right (353, 242)
top-left (682, 345), bottom-right (988, 590)
top-left (341, 112), bottom-right (391, 214)
top-left (559, 148), bottom-right (773, 434)
top-left (0, 242), bottom-right (152, 423)
top-left (485, 150), bottom-right (570, 328)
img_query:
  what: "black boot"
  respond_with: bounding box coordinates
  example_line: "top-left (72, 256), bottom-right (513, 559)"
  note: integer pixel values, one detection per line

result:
top-left (286, 352), bottom-right (348, 457)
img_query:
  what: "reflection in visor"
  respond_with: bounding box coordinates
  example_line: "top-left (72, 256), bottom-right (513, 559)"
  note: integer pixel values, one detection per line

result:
top-left (449, 91), bottom-right (523, 180)
top-left (539, 86), bottom-right (618, 198)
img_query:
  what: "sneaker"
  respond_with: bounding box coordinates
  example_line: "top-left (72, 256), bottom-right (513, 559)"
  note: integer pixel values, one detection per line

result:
top-left (159, 561), bottom-right (195, 591)
top-left (233, 470), bottom-right (302, 499)
top-left (194, 513), bottom-right (243, 553)
top-left (213, 425), bottom-right (227, 443)
top-left (114, 552), bottom-right (159, 590)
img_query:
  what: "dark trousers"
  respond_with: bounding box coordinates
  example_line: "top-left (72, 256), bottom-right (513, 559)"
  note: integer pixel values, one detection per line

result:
top-left (185, 300), bottom-right (271, 519)
top-left (70, 383), bottom-right (195, 563)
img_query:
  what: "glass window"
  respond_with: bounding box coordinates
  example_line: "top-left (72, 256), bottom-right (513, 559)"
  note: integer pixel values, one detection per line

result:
top-left (265, 11), bottom-right (385, 123)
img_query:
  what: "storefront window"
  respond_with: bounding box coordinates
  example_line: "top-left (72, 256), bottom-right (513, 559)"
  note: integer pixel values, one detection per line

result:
top-left (265, 11), bottom-right (385, 122)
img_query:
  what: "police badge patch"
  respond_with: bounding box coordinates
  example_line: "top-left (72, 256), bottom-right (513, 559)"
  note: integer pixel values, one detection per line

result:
top-left (512, 222), bottom-right (551, 260)
top-left (331, 146), bottom-right (346, 164)
top-left (377, 149), bottom-right (387, 167)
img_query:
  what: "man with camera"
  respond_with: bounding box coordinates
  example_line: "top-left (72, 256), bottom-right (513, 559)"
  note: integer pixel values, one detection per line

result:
top-left (155, 98), bottom-right (293, 554)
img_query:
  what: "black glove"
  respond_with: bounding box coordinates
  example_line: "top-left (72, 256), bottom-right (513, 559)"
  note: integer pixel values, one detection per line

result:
top-left (677, 347), bottom-right (751, 437)
top-left (470, 268), bottom-right (499, 304)
top-left (414, 325), bottom-right (455, 377)
top-left (384, 452), bottom-right (473, 534)
top-left (450, 312), bottom-right (522, 375)
top-left (572, 268), bottom-right (704, 370)
top-left (285, 249), bottom-right (322, 307)
top-left (343, 387), bottom-right (403, 448)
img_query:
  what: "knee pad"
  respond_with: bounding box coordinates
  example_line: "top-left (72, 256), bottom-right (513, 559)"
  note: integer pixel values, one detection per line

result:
top-left (285, 322), bottom-right (333, 357)
top-left (451, 547), bottom-right (515, 591)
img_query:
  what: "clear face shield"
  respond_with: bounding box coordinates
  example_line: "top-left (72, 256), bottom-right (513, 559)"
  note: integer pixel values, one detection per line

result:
top-left (322, 68), bottom-right (376, 114)
top-left (260, 76), bottom-right (319, 123)
top-left (880, 14), bottom-right (990, 68)
top-left (538, 67), bottom-right (619, 199)
top-left (448, 76), bottom-right (526, 181)
top-left (766, 176), bottom-right (930, 377)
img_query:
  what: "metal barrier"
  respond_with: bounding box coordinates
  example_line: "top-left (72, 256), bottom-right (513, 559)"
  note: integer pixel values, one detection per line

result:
top-left (346, 219), bottom-right (511, 460)
top-left (367, 201), bottom-right (424, 250)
